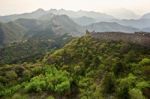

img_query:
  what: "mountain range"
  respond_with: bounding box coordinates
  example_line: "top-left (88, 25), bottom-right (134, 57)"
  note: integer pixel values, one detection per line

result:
top-left (0, 9), bottom-right (115, 23)
top-left (111, 18), bottom-right (150, 29)
top-left (85, 22), bottom-right (139, 33)
top-left (141, 13), bottom-right (150, 19)
top-left (107, 8), bottom-right (140, 19)
top-left (0, 14), bottom-right (84, 47)
top-left (0, 8), bottom-right (150, 47)
top-left (0, 8), bottom-right (150, 99)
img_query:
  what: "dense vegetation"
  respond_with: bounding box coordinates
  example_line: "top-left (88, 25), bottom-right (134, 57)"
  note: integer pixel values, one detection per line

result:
top-left (0, 34), bottom-right (150, 99)
top-left (0, 15), bottom-right (84, 48)
top-left (0, 34), bottom-right (72, 64)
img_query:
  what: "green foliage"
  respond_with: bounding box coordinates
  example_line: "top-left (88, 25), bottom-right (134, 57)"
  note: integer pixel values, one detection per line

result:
top-left (45, 35), bottom-right (150, 99)
top-left (139, 58), bottom-right (150, 66)
top-left (101, 73), bottom-right (115, 94)
top-left (24, 66), bottom-right (71, 93)
top-left (112, 61), bottom-right (124, 76)
top-left (117, 74), bottom-right (137, 99)
top-left (119, 74), bottom-right (136, 87)
top-left (6, 70), bottom-right (18, 79)
top-left (0, 84), bottom-right (21, 96)
top-left (46, 96), bottom-right (55, 99)
top-left (24, 74), bottom-right (46, 92)
top-left (0, 34), bottom-right (150, 99)
top-left (124, 50), bottom-right (137, 63)
top-left (136, 81), bottom-right (150, 90)
top-left (0, 34), bottom-right (72, 65)
top-left (22, 70), bottom-right (31, 81)
top-left (129, 88), bottom-right (146, 99)
top-left (12, 93), bottom-right (29, 99)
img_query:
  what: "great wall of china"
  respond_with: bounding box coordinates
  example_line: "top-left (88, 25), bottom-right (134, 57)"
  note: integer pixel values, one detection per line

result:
top-left (87, 31), bottom-right (150, 47)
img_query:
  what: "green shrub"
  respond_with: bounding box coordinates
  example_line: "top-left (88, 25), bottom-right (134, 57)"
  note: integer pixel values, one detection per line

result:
top-left (136, 81), bottom-right (150, 90)
top-left (117, 74), bottom-right (137, 99)
top-left (129, 88), bottom-right (145, 99)
top-left (12, 93), bottom-right (28, 99)
top-left (0, 84), bottom-right (21, 96)
top-left (24, 75), bottom-right (46, 92)
top-left (101, 73), bottom-right (115, 94)
top-left (6, 71), bottom-right (18, 79)
top-left (24, 66), bottom-right (71, 93)
top-left (46, 96), bottom-right (55, 99)
top-left (139, 58), bottom-right (150, 66)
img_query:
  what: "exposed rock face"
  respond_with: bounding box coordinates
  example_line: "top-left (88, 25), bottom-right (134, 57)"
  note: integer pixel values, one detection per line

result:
top-left (90, 32), bottom-right (150, 47)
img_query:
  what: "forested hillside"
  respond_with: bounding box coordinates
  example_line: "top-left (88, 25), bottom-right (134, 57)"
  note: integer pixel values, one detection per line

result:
top-left (0, 15), bottom-right (84, 48)
top-left (0, 34), bottom-right (72, 65)
top-left (0, 22), bottom-right (26, 47)
top-left (0, 32), bottom-right (149, 99)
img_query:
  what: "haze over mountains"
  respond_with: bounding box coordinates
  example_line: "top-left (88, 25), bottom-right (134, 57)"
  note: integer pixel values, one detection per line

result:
top-left (85, 22), bottom-right (139, 33)
top-left (0, 14), bottom-right (83, 47)
top-left (142, 13), bottom-right (150, 19)
top-left (107, 8), bottom-right (140, 19)
top-left (0, 8), bottom-right (150, 47)
top-left (0, 8), bottom-right (150, 27)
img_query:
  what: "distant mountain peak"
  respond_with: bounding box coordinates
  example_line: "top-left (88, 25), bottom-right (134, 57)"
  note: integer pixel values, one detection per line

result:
top-left (107, 8), bottom-right (140, 19)
top-left (33, 8), bottom-right (45, 13)
top-left (141, 13), bottom-right (150, 19)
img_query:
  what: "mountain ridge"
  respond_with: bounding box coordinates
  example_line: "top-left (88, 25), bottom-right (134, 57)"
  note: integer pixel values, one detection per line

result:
top-left (85, 22), bottom-right (139, 33)
top-left (0, 15), bottom-right (84, 47)
top-left (0, 9), bottom-right (115, 23)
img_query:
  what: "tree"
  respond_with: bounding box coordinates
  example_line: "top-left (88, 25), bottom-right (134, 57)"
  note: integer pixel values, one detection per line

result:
top-left (101, 73), bottom-right (115, 94)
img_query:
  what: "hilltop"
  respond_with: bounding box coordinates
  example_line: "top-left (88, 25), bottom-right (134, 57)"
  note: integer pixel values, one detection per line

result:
top-left (0, 32), bottom-right (149, 99)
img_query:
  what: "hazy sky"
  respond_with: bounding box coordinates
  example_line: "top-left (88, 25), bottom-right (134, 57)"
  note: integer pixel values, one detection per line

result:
top-left (0, 0), bottom-right (150, 15)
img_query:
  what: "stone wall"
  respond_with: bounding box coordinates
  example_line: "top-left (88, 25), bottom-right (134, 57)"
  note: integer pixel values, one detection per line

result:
top-left (90, 32), bottom-right (150, 47)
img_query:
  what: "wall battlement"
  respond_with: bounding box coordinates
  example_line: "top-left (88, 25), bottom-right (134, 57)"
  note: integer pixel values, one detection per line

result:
top-left (89, 32), bottom-right (150, 47)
